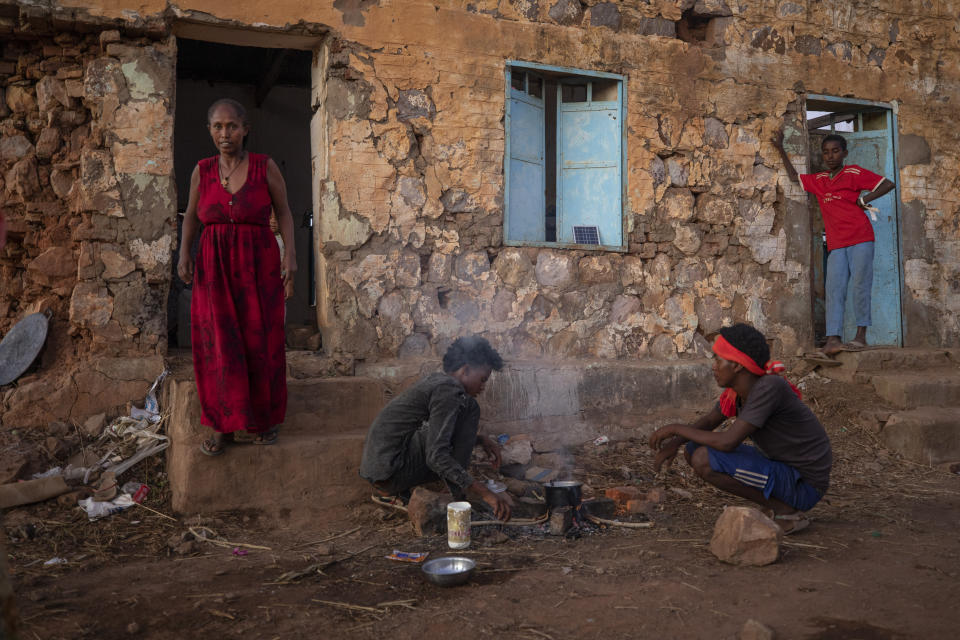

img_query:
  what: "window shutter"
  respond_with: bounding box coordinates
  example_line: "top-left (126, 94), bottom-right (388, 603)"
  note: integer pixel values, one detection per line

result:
top-left (506, 74), bottom-right (546, 243)
top-left (556, 81), bottom-right (622, 247)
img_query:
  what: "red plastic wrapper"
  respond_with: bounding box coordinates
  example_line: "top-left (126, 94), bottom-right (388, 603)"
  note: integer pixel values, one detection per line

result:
top-left (385, 550), bottom-right (430, 563)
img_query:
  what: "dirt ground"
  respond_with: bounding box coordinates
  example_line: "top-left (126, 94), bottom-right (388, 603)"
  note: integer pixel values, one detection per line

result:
top-left (6, 373), bottom-right (960, 640)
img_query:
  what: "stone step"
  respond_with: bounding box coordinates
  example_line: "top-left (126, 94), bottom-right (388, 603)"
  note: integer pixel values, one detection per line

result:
top-left (867, 370), bottom-right (960, 409)
top-left (163, 374), bottom-right (386, 518)
top-left (882, 407), bottom-right (960, 465)
top-left (822, 347), bottom-right (960, 383)
top-left (168, 430), bottom-right (369, 517)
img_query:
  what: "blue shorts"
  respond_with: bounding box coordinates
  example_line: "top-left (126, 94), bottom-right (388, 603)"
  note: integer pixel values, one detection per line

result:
top-left (686, 442), bottom-right (823, 512)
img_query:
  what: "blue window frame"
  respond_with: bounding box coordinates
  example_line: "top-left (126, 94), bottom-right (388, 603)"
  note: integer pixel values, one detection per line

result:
top-left (504, 61), bottom-right (626, 251)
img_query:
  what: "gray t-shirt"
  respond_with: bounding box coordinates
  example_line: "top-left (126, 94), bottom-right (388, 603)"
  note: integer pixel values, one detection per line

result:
top-left (735, 375), bottom-right (833, 492)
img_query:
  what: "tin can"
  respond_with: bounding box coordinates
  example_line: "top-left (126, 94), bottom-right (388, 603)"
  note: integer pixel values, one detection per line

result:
top-left (446, 501), bottom-right (471, 549)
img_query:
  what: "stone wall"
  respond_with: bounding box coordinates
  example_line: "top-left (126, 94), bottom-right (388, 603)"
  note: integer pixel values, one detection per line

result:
top-left (313, 0), bottom-right (960, 362)
top-left (0, 21), bottom-right (173, 428)
top-left (1, 0), bottom-right (958, 429)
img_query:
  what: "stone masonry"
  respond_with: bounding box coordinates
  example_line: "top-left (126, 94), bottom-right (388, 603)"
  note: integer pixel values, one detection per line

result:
top-left (0, 1), bottom-right (958, 430)
top-left (1, 16), bottom-right (173, 428)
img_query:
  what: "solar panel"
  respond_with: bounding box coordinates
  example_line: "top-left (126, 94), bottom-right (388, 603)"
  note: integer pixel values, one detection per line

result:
top-left (572, 225), bottom-right (600, 245)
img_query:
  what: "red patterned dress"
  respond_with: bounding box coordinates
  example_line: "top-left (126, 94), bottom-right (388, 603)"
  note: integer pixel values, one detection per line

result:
top-left (191, 152), bottom-right (287, 434)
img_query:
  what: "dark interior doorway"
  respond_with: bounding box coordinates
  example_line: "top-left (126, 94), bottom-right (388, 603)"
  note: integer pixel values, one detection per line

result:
top-left (168, 39), bottom-right (314, 349)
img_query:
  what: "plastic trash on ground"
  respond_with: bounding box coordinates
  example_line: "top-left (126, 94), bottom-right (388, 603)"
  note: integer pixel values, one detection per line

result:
top-left (79, 493), bottom-right (136, 521)
top-left (386, 550), bottom-right (430, 563)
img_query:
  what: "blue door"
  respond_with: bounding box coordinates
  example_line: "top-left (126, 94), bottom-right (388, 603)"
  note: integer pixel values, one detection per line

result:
top-left (506, 70), bottom-right (545, 243)
top-left (557, 80), bottom-right (622, 247)
top-left (843, 111), bottom-right (901, 346)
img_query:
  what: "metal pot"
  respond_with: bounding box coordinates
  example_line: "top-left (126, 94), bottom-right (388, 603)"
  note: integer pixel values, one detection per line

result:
top-left (544, 480), bottom-right (582, 508)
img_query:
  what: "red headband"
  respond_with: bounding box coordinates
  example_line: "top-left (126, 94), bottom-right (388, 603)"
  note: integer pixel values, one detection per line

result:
top-left (712, 335), bottom-right (766, 375)
top-left (712, 334), bottom-right (798, 418)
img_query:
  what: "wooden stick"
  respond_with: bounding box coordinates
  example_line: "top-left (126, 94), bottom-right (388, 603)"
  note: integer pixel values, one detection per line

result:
top-left (312, 599), bottom-right (381, 613)
top-left (134, 502), bottom-right (177, 521)
top-left (189, 526), bottom-right (272, 551)
top-left (586, 514), bottom-right (654, 529)
top-left (293, 526), bottom-right (361, 548)
top-left (470, 515), bottom-right (549, 526)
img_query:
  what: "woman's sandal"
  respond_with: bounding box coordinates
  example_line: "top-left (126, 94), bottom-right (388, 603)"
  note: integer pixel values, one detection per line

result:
top-left (253, 428), bottom-right (279, 445)
top-left (200, 433), bottom-right (230, 456)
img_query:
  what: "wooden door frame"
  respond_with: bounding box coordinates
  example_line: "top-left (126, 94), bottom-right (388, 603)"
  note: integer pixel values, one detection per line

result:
top-left (805, 93), bottom-right (905, 346)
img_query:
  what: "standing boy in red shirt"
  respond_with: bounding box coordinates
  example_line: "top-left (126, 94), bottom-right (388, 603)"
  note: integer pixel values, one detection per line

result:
top-left (773, 130), bottom-right (896, 355)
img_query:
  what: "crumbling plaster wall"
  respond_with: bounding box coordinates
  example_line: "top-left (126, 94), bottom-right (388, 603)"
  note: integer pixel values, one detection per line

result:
top-left (312, 0), bottom-right (960, 361)
top-left (0, 21), bottom-right (173, 428)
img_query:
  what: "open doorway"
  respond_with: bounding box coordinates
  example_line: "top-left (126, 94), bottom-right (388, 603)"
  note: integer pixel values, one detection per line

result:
top-left (805, 95), bottom-right (902, 347)
top-left (168, 39), bottom-right (314, 349)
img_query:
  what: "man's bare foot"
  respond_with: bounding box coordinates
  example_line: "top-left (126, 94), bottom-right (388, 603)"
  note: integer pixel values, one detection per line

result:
top-left (823, 336), bottom-right (844, 356)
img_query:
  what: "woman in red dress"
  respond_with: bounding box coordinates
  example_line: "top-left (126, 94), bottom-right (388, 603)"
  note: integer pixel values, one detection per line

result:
top-left (177, 99), bottom-right (296, 455)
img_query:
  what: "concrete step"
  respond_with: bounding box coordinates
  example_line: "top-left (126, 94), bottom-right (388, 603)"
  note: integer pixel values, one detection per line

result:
top-left (867, 370), bottom-right (960, 409)
top-left (822, 347), bottom-right (960, 383)
top-left (882, 407), bottom-right (960, 465)
top-left (168, 429), bottom-right (368, 516)
top-left (163, 374), bottom-right (385, 517)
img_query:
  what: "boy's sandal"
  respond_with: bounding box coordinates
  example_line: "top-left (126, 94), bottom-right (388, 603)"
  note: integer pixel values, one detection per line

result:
top-left (253, 428), bottom-right (279, 445)
top-left (841, 340), bottom-right (867, 351)
top-left (772, 512), bottom-right (810, 535)
top-left (371, 494), bottom-right (408, 513)
top-left (803, 351), bottom-right (842, 367)
top-left (200, 434), bottom-right (229, 456)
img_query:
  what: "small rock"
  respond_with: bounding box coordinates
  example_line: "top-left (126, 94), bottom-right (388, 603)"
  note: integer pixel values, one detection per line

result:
top-left (82, 413), bottom-right (107, 437)
top-left (126, 621), bottom-right (141, 634)
top-left (501, 437), bottom-right (534, 466)
top-left (312, 543), bottom-right (334, 555)
top-left (709, 506), bottom-right (781, 566)
top-left (670, 487), bottom-right (694, 500)
top-left (406, 487), bottom-right (450, 537)
top-left (174, 540), bottom-right (199, 555)
top-left (741, 618), bottom-right (775, 640)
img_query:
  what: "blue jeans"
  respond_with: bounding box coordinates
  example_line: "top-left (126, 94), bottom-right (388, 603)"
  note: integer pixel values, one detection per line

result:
top-left (826, 241), bottom-right (874, 337)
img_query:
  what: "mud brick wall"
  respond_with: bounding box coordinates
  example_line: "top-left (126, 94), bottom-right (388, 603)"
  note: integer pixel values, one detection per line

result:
top-left (0, 24), bottom-right (172, 428)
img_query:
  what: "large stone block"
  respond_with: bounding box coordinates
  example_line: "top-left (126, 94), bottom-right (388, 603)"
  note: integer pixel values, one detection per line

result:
top-left (0, 135), bottom-right (34, 163)
top-left (535, 252), bottom-right (577, 288)
top-left (164, 374), bottom-right (387, 518)
top-left (710, 506), bottom-right (781, 566)
top-left (882, 407), bottom-right (960, 465)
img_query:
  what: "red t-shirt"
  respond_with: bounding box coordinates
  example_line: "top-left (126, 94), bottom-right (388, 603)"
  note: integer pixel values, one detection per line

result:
top-left (800, 165), bottom-right (885, 251)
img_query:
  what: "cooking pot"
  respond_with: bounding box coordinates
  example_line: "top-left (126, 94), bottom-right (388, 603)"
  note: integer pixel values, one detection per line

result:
top-left (544, 480), bottom-right (582, 508)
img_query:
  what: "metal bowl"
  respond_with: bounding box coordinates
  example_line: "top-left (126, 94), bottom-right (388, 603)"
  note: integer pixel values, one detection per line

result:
top-left (421, 556), bottom-right (476, 587)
